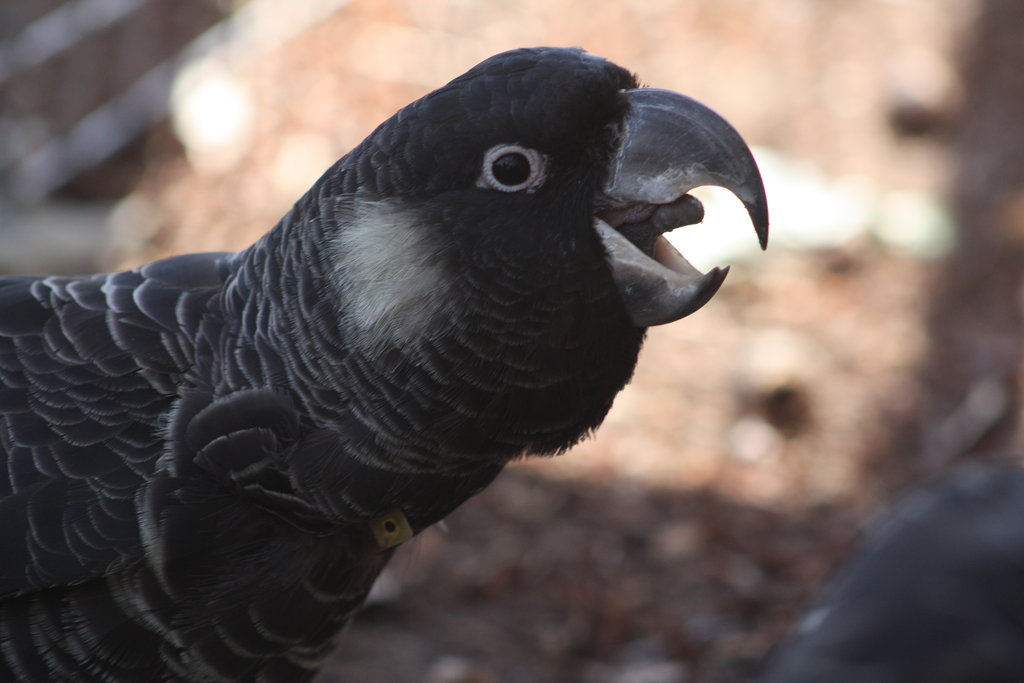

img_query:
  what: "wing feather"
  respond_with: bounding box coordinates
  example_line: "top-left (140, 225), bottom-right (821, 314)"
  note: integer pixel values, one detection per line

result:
top-left (0, 255), bottom-right (227, 602)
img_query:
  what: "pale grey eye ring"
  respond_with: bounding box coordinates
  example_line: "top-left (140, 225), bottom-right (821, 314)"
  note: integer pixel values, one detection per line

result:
top-left (477, 144), bottom-right (547, 193)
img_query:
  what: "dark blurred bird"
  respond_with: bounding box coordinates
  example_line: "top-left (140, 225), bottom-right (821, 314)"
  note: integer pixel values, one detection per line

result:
top-left (758, 463), bottom-right (1024, 683)
top-left (0, 47), bottom-right (767, 681)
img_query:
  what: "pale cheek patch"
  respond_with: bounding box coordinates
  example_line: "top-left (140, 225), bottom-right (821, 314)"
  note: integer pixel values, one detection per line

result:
top-left (332, 201), bottom-right (455, 346)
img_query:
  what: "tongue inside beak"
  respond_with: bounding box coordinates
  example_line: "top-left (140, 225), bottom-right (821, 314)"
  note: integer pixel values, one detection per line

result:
top-left (597, 88), bottom-right (769, 327)
top-left (595, 206), bottom-right (729, 327)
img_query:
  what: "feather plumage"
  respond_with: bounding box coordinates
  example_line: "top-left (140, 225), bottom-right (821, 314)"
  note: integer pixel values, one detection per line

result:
top-left (0, 47), bottom-right (767, 680)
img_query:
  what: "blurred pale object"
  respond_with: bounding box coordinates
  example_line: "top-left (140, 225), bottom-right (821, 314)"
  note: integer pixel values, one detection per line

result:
top-left (171, 58), bottom-right (255, 174)
top-left (671, 148), bottom-right (953, 268)
top-left (874, 190), bottom-right (954, 258)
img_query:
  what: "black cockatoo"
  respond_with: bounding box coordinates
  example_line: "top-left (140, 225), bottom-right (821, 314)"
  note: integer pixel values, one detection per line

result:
top-left (758, 463), bottom-right (1024, 683)
top-left (0, 47), bottom-right (767, 681)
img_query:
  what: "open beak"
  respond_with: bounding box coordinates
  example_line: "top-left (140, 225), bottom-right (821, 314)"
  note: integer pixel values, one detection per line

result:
top-left (596, 88), bottom-right (769, 327)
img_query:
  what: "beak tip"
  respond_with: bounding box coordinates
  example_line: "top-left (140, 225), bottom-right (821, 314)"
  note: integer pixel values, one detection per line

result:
top-left (746, 199), bottom-right (770, 251)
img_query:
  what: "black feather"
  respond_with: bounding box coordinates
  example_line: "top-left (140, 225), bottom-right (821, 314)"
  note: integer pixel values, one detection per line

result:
top-left (758, 464), bottom-right (1024, 683)
top-left (0, 48), bottom-right (683, 681)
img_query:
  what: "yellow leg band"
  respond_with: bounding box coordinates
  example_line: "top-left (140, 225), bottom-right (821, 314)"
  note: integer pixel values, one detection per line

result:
top-left (369, 508), bottom-right (414, 548)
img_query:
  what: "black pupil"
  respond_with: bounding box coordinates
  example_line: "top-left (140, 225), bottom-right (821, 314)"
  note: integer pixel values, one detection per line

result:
top-left (492, 152), bottom-right (531, 186)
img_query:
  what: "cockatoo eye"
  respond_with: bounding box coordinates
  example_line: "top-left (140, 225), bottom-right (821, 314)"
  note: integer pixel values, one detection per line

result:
top-left (477, 144), bottom-right (546, 193)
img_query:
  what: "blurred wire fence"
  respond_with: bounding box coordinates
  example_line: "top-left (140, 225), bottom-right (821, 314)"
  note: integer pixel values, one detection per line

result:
top-left (0, 0), bottom-right (350, 204)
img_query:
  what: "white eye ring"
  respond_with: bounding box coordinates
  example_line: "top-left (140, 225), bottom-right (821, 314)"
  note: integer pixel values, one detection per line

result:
top-left (476, 144), bottom-right (547, 193)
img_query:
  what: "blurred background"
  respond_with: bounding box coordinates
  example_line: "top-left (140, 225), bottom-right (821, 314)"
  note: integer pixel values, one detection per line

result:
top-left (2, 0), bottom-right (1023, 680)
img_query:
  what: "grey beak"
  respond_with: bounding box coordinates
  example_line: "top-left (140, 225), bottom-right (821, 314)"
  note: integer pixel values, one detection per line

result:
top-left (597, 88), bottom-right (769, 327)
top-left (606, 89), bottom-right (769, 247)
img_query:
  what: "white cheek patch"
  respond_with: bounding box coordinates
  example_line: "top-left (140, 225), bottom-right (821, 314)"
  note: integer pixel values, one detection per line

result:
top-left (331, 201), bottom-right (455, 346)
